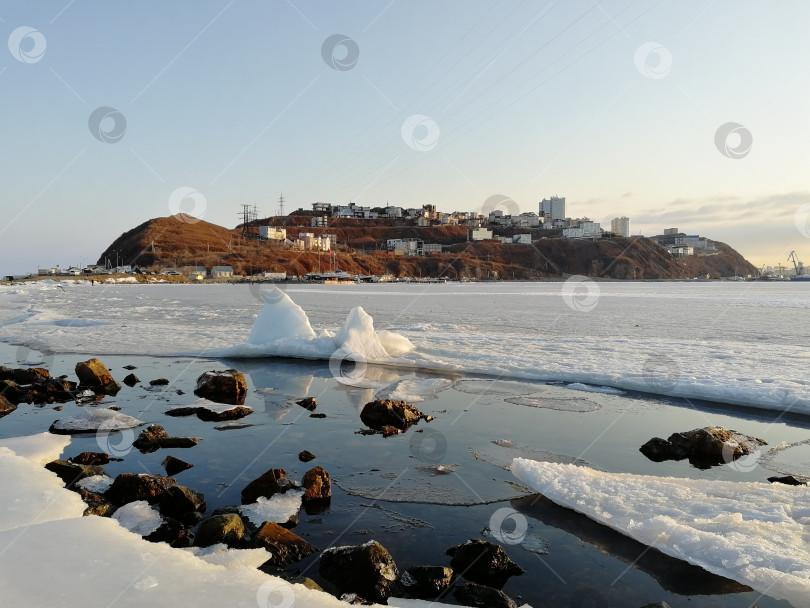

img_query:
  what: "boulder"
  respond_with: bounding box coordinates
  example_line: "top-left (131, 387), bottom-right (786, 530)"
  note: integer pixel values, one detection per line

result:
top-left (302, 466), bottom-right (331, 502)
top-left (453, 582), bottom-right (518, 608)
top-left (360, 399), bottom-right (431, 431)
top-left (162, 455), bottom-right (194, 477)
top-left (123, 373), bottom-right (140, 387)
top-left (145, 516), bottom-right (192, 547)
top-left (194, 513), bottom-right (245, 548)
top-left (165, 404), bottom-right (252, 422)
top-left (0, 366), bottom-right (50, 384)
top-left (83, 500), bottom-right (117, 517)
top-left (297, 397), bottom-right (317, 411)
top-left (1, 377), bottom-right (76, 405)
top-left (276, 574), bottom-right (323, 591)
top-left (105, 473), bottom-right (176, 506)
top-left (193, 369), bottom-right (247, 405)
top-left (640, 427), bottom-right (767, 468)
top-left (445, 540), bottom-right (524, 588)
top-left (75, 358), bottom-right (121, 395)
top-left (319, 540), bottom-right (402, 603)
top-left (252, 521), bottom-right (318, 568)
top-left (0, 395), bottom-right (17, 418)
top-left (309, 413), bottom-right (327, 419)
top-left (160, 485), bottom-right (206, 524)
top-left (402, 566), bottom-right (454, 599)
top-left (69, 451), bottom-right (113, 465)
top-left (131, 424), bottom-right (200, 452)
top-left (149, 378), bottom-right (170, 386)
top-left (298, 450), bottom-right (316, 462)
top-left (45, 460), bottom-right (107, 489)
top-left (241, 468), bottom-right (291, 504)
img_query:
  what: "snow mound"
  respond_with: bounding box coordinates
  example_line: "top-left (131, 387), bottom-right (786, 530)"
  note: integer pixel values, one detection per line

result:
top-left (511, 458), bottom-right (810, 606)
top-left (113, 501), bottom-right (163, 536)
top-left (0, 432), bottom-right (71, 465)
top-left (50, 408), bottom-right (143, 433)
top-left (239, 490), bottom-right (304, 526)
top-left (182, 543), bottom-right (271, 569)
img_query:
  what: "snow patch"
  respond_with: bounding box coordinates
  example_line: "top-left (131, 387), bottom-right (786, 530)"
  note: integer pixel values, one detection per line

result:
top-left (112, 501), bottom-right (163, 536)
top-left (50, 408), bottom-right (142, 433)
top-left (77, 474), bottom-right (114, 494)
top-left (239, 490), bottom-right (304, 526)
top-left (0, 432), bottom-right (71, 465)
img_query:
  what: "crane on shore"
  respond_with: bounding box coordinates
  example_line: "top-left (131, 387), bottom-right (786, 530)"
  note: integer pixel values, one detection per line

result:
top-left (788, 251), bottom-right (808, 280)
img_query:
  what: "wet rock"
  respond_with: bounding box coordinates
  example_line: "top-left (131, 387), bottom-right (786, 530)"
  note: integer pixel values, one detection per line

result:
top-left (1, 376), bottom-right (76, 405)
top-left (162, 455), bottom-right (194, 477)
top-left (145, 516), bottom-right (192, 547)
top-left (298, 450), bottom-right (316, 462)
top-left (381, 426), bottom-right (400, 437)
top-left (360, 399), bottom-right (431, 431)
top-left (165, 404), bottom-right (252, 422)
top-left (319, 540), bottom-right (402, 603)
top-left (297, 397), bottom-right (317, 411)
top-left (0, 395), bottom-right (17, 418)
top-left (402, 566), bottom-right (454, 599)
top-left (105, 473), bottom-right (176, 506)
top-left (276, 574), bottom-right (322, 591)
top-left (640, 427), bottom-right (767, 468)
top-left (252, 521), bottom-right (318, 568)
top-left (83, 500), bottom-right (117, 517)
top-left (75, 358), bottom-right (121, 395)
top-left (193, 369), bottom-right (247, 405)
top-left (69, 451), bottom-right (113, 465)
top-left (340, 594), bottom-right (373, 605)
top-left (194, 513), bottom-right (245, 548)
top-left (768, 475), bottom-right (809, 486)
top-left (123, 373), bottom-right (140, 387)
top-left (0, 366), bottom-right (50, 384)
top-left (45, 460), bottom-right (107, 489)
top-left (309, 413), bottom-right (327, 419)
top-left (123, 365), bottom-right (137, 370)
top-left (445, 540), bottom-right (524, 588)
top-left (149, 378), bottom-right (170, 386)
top-left (453, 582), bottom-right (518, 608)
top-left (160, 485), bottom-right (206, 524)
top-left (241, 468), bottom-right (293, 504)
top-left (302, 466), bottom-right (331, 502)
top-left (131, 424), bottom-right (200, 452)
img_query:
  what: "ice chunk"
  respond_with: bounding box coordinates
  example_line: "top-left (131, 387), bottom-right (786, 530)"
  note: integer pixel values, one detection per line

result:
top-left (248, 289), bottom-right (316, 344)
top-left (565, 383), bottom-right (625, 395)
top-left (511, 458), bottom-right (810, 606)
top-left (182, 543), bottom-right (271, 569)
top-left (112, 501), bottom-right (163, 536)
top-left (77, 474), bottom-right (114, 494)
top-left (50, 408), bottom-right (143, 433)
top-left (239, 490), bottom-right (304, 526)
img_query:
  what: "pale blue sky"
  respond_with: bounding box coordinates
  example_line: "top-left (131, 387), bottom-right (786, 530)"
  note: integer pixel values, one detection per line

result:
top-left (2, 1), bottom-right (809, 274)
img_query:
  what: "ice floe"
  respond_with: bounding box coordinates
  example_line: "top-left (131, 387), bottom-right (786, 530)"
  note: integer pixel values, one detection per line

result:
top-left (49, 408), bottom-right (143, 434)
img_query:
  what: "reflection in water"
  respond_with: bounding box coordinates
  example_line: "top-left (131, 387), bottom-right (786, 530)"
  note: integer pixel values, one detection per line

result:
top-left (511, 494), bottom-right (751, 596)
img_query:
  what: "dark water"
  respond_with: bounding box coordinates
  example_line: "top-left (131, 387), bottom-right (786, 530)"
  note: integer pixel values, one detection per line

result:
top-left (1, 342), bottom-right (806, 608)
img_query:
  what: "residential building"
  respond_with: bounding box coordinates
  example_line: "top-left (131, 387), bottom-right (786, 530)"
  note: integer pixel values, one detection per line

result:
top-left (183, 266), bottom-right (207, 280)
top-left (387, 238), bottom-right (423, 255)
top-left (539, 196), bottom-right (566, 221)
top-left (513, 234), bottom-right (532, 244)
top-left (211, 266), bottom-right (234, 278)
top-left (469, 228), bottom-right (493, 241)
top-left (259, 226), bottom-right (287, 240)
top-left (611, 217), bottom-right (630, 237)
top-left (422, 243), bottom-right (443, 254)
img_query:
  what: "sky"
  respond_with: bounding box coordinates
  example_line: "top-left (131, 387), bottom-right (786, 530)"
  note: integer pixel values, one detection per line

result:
top-left (1, 0), bottom-right (810, 275)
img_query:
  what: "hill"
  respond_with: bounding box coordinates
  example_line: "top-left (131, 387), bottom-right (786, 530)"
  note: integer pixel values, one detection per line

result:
top-left (97, 215), bottom-right (758, 280)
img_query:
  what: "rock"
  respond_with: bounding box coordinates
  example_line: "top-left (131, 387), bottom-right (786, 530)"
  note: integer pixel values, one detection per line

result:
top-left (0, 395), bottom-right (17, 418)
top-left (145, 516), bottom-right (192, 547)
top-left (381, 425), bottom-right (400, 437)
top-left (298, 450), bottom-right (316, 462)
top-left (297, 397), bottom-right (317, 411)
top-left (445, 540), bottom-right (524, 588)
top-left (640, 427), bottom-right (767, 468)
top-left (241, 468), bottom-right (292, 504)
top-left (162, 455), bottom-right (194, 477)
top-left (83, 500), bottom-right (117, 517)
top-left (69, 451), bottom-right (112, 465)
top-left (768, 475), bottom-right (809, 486)
top-left (123, 365), bottom-right (137, 370)
top-left (639, 603), bottom-right (673, 608)
top-left (193, 369), bottom-right (247, 405)
top-left (165, 404), bottom-right (253, 422)
top-left (194, 513), bottom-right (245, 548)
top-left (123, 373), bottom-right (140, 387)
top-left (131, 424), bottom-right (200, 452)
top-left (1, 376), bottom-right (76, 405)
top-left (252, 521), bottom-right (318, 568)
top-left (105, 473), bottom-right (176, 506)
top-left (340, 594), bottom-right (374, 605)
top-left (360, 399), bottom-right (431, 431)
top-left (402, 566), bottom-right (454, 599)
top-left (301, 466), bottom-right (331, 502)
top-left (309, 413), bottom-right (327, 419)
top-left (276, 574), bottom-right (323, 591)
top-left (160, 485), bottom-right (206, 524)
top-left (453, 582), bottom-right (518, 608)
top-left (149, 378), bottom-right (170, 386)
top-left (75, 358), bottom-right (121, 395)
top-left (0, 365), bottom-right (50, 384)
top-left (45, 460), bottom-right (107, 489)
top-left (319, 540), bottom-right (402, 603)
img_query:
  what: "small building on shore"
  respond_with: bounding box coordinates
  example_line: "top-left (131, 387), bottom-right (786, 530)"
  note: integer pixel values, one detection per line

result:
top-left (211, 265), bottom-right (234, 278)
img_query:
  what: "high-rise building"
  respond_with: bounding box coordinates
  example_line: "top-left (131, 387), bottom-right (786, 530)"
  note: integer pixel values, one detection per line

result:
top-left (611, 216), bottom-right (630, 237)
top-left (539, 196), bottom-right (565, 221)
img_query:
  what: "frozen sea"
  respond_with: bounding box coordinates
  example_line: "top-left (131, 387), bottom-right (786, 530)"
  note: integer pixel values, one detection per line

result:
top-left (1, 279), bottom-right (809, 608)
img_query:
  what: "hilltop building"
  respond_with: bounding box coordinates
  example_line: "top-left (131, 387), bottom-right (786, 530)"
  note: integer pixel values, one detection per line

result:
top-left (611, 217), bottom-right (630, 237)
top-left (539, 196), bottom-right (565, 224)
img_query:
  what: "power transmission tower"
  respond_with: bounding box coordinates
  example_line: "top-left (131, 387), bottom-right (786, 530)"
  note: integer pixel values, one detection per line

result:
top-left (239, 204), bottom-right (259, 236)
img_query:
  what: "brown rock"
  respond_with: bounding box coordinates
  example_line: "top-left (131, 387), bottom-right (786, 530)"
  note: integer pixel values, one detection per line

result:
top-left (252, 521), bottom-right (318, 568)
top-left (105, 473), bottom-right (176, 506)
top-left (0, 394), bottom-right (17, 418)
top-left (319, 541), bottom-right (402, 603)
top-left (160, 485), bottom-right (206, 523)
top-left (445, 540), bottom-right (524, 588)
top-left (360, 399), bottom-right (430, 431)
top-left (296, 397), bottom-right (317, 411)
top-left (193, 369), bottom-right (247, 405)
top-left (70, 451), bottom-right (112, 465)
top-left (162, 455), bottom-right (194, 476)
top-left (150, 378), bottom-right (170, 386)
top-left (0, 366), bottom-right (50, 384)
top-left (194, 513), bottom-right (245, 548)
top-left (241, 468), bottom-right (291, 504)
top-left (83, 501), bottom-right (117, 517)
top-left (302, 466), bottom-right (331, 502)
top-left (132, 424), bottom-right (200, 452)
top-left (298, 450), bottom-right (316, 462)
top-left (123, 373), bottom-right (140, 387)
top-left (403, 566), bottom-right (454, 599)
top-left (44, 460), bottom-right (107, 489)
top-left (75, 358), bottom-right (121, 395)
